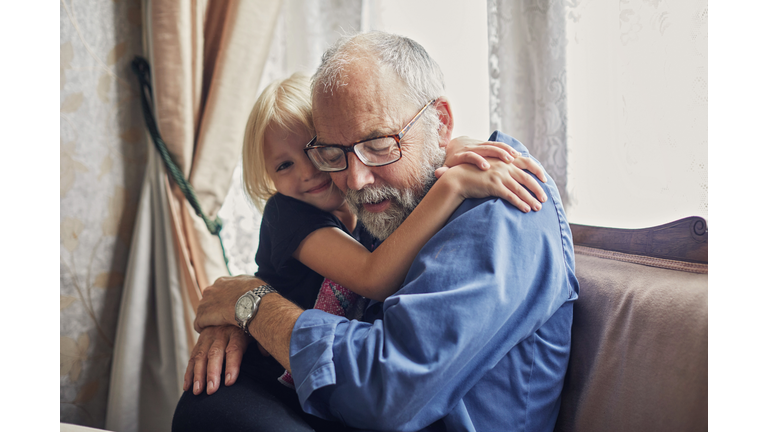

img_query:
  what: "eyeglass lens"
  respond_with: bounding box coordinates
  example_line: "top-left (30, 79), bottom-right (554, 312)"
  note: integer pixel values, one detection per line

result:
top-left (308, 137), bottom-right (400, 171)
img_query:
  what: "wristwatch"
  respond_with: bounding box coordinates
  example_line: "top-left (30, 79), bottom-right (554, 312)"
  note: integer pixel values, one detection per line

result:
top-left (234, 284), bottom-right (277, 336)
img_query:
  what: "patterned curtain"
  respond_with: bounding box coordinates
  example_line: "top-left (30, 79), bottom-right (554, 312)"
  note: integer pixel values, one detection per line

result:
top-left (487, 0), bottom-right (569, 208)
top-left (60, 0), bottom-right (146, 428)
top-left (61, 0), bottom-right (365, 430)
top-left (104, 1), bottom-right (281, 431)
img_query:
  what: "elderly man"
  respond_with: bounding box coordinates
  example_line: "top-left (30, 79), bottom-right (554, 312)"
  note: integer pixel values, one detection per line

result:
top-left (174, 31), bottom-right (578, 432)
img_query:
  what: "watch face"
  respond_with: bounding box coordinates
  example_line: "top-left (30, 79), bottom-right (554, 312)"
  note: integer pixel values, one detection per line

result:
top-left (236, 296), bottom-right (254, 320)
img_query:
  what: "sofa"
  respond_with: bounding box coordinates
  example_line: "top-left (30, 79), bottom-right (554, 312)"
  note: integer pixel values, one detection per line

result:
top-left (555, 216), bottom-right (708, 431)
top-left (63, 216), bottom-right (708, 432)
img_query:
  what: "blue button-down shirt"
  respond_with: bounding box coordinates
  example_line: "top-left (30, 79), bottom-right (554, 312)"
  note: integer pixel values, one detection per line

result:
top-left (289, 132), bottom-right (579, 431)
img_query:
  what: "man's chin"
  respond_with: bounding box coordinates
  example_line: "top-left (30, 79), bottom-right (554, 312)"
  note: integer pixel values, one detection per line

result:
top-left (346, 180), bottom-right (431, 240)
top-left (355, 203), bottom-right (404, 241)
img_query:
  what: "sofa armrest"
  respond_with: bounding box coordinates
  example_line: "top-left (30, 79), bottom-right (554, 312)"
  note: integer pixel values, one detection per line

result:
top-left (570, 216), bottom-right (708, 264)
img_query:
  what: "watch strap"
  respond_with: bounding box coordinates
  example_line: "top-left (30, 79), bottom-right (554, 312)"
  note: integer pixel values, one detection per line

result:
top-left (252, 283), bottom-right (277, 300)
top-left (239, 284), bottom-right (276, 336)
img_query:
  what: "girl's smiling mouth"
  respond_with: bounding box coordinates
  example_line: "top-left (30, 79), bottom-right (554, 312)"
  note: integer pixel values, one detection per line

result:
top-left (306, 178), bottom-right (332, 194)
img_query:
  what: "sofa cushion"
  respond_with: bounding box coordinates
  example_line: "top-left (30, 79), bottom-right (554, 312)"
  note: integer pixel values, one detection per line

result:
top-left (554, 249), bottom-right (707, 432)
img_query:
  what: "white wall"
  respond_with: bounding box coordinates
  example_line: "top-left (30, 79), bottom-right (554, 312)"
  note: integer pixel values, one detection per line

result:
top-left (365, 0), bottom-right (490, 140)
top-left (231, 1), bottom-right (708, 238)
top-left (564, 1), bottom-right (708, 228)
top-left (368, 0), bottom-right (708, 229)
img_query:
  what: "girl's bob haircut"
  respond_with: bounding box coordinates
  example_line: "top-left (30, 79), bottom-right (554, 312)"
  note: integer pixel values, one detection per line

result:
top-left (242, 73), bottom-right (314, 212)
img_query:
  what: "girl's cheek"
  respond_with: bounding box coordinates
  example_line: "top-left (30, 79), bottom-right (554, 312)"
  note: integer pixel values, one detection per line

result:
top-left (328, 179), bottom-right (343, 197)
top-left (271, 178), bottom-right (288, 196)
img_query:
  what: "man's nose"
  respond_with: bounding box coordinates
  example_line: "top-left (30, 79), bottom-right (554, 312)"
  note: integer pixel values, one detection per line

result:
top-left (344, 154), bottom-right (375, 191)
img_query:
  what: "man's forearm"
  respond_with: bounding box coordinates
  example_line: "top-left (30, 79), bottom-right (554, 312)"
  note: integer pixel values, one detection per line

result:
top-left (247, 294), bottom-right (303, 372)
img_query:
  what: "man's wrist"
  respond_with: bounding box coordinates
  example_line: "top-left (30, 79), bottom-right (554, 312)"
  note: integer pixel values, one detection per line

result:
top-left (247, 293), bottom-right (303, 371)
top-left (235, 284), bottom-right (277, 336)
top-left (247, 292), bottom-right (282, 335)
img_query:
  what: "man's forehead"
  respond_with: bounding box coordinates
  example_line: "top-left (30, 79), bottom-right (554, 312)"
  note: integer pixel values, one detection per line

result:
top-left (313, 97), bottom-right (400, 143)
top-left (311, 64), bottom-right (411, 145)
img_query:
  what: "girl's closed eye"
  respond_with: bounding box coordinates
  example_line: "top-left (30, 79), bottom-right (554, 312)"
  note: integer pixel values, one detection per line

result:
top-left (276, 161), bottom-right (293, 172)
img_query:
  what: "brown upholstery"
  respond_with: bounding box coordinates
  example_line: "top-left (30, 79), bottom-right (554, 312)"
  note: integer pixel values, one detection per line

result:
top-left (554, 250), bottom-right (708, 432)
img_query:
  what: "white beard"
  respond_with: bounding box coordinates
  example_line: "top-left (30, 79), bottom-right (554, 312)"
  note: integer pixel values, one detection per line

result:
top-left (345, 140), bottom-right (445, 241)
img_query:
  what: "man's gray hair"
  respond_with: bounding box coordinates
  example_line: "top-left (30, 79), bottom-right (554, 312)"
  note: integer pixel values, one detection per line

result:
top-left (312, 31), bottom-right (445, 108)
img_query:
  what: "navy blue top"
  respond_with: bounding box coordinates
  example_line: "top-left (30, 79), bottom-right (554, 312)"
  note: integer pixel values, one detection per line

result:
top-left (254, 193), bottom-right (375, 310)
top-left (289, 131), bottom-right (579, 431)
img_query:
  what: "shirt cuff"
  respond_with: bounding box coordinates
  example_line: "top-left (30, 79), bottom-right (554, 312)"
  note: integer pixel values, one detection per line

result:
top-left (290, 309), bottom-right (347, 414)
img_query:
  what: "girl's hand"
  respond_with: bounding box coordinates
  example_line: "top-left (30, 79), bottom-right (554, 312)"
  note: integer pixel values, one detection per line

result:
top-left (435, 159), bottom-right (548, 213)
top-left (445, 136), bottom-right (520, 170)
top-left (444, 135), bottom-right (548, 198)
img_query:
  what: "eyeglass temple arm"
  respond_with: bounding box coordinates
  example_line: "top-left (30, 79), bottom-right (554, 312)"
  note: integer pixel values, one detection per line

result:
top-left (398, 99), bottom-right (437, 140)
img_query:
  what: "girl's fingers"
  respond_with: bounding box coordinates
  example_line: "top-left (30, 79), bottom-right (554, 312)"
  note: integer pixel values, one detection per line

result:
top-left (496, 182), bottom-right (530, 212)
top-left (448, 152), bottom-right (490, 170)
top-left (465, 146), bottom-right (514, 162)
top-left (508, 165), bottom-right (547, 203)
top-left (485, 141), bottom-right (520, 159)
top-left (502, 175), bottom-right (540, 211)
top-left (434, 166), bottom-right (450, 178)
top-left (511, 156), bottom-right (547, 183)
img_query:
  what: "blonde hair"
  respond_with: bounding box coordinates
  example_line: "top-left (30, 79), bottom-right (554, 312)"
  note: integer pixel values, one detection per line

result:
top-left (242, 73), bottom-right (314, 212)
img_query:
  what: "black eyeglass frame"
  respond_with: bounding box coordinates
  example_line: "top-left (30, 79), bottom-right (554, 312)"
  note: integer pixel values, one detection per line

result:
top-left (303, 99), bottom-right (438, 172)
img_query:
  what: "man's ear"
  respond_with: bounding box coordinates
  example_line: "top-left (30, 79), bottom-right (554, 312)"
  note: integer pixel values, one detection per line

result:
top-left (434, 97), bottom-right (454, 148)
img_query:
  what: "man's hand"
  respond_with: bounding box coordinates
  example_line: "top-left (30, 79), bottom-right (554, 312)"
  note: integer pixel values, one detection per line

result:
top-left (183, 325), bottom-right (249, 395)
top-left (194, 275), bottom-right (266, 333)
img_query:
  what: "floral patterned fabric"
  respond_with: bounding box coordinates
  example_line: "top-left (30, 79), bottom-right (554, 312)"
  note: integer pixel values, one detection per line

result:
top-left (278, 278), bottom-right (366, 388)
top-left (60, 0), bottom-right (145, 427)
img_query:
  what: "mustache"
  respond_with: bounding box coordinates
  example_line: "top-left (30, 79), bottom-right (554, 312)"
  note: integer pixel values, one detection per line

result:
top-left (345, 184), bottom-right (403, 208)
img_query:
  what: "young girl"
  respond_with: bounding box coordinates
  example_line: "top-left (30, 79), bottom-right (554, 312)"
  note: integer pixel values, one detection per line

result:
top-left (242, 73), bottom-right (547, 387)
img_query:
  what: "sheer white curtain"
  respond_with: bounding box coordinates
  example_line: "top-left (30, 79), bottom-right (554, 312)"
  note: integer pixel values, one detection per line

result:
top-left (487, 0), bottom-right (570, 207)
top-left (106, 1), bottom-right (281, 431)
top-left (487, 0), bottom-right (708, 227)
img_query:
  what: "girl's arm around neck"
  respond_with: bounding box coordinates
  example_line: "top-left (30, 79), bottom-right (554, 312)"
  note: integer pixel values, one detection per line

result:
top-left (294, 157), bottom-right (544, 302)
top-left (293, 175), bottom-right (465, 302)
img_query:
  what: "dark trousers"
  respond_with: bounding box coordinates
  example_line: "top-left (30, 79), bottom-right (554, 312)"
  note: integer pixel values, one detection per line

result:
top-left (172, 342), bottom-right (352, 432)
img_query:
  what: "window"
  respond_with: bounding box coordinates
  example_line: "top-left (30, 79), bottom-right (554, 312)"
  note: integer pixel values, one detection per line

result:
top-left (219, 0), bottom-right (708, 274)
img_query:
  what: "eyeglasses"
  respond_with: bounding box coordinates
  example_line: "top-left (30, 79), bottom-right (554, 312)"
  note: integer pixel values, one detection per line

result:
top-left (304, 99), bottom-right (437, 172)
